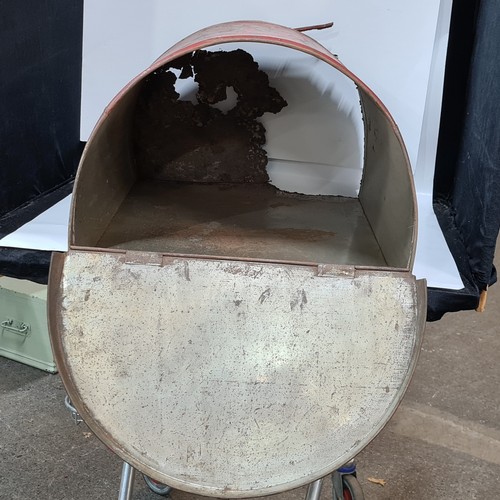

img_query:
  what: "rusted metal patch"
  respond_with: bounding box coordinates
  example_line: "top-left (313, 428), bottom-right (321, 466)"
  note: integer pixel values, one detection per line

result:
top-left (133, 49), bottom-right (287, 183)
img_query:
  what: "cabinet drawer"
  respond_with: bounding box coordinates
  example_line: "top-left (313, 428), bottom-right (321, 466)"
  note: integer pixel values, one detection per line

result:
top-left (0, 277), bottom-right (56, 373)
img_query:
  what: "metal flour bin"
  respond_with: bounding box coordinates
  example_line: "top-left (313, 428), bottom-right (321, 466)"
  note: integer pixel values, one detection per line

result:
top-left (48, 21), bottom-right (426, 498)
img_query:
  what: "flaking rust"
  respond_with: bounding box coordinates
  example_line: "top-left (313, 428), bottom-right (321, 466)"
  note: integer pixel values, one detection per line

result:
top-left (134, 49), bottom-right (287, 183)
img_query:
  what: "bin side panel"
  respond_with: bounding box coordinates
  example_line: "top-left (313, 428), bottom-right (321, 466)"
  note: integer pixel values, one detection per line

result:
top-left (72, 87), bottom-right (140, 247)
top-left (358, 89), bottom-right (417, 270)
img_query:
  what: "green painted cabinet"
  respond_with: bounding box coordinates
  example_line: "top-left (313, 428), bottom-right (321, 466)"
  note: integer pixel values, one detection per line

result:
top-left (0, 277), bottom-right (57, 373)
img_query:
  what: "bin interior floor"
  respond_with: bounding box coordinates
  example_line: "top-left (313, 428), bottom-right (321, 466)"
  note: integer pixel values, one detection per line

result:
top-left (96, 180), bottom-right (387, 266)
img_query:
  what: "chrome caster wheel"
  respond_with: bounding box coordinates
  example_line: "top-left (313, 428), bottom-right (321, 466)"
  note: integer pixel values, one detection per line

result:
top-left (340, 474), bottom-right (364, 500)
top-left (143, 474), bottom-right (172, 496)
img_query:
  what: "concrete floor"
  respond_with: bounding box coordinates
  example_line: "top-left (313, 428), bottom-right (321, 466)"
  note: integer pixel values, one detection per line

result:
top-left (1, 250), bottom-right (499, 499)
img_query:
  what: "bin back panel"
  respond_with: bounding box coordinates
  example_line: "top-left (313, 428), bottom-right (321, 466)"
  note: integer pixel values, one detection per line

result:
top-left (49, 250), bottom-right (426, 497)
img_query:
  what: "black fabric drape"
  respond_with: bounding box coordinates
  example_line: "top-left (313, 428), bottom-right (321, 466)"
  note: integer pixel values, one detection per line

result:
top-left (0, 0), bottom-right (83, 282)
top-left (0, 0), bottom-right (83, 219)
top-left (429, 0), bottom-right (500, 320)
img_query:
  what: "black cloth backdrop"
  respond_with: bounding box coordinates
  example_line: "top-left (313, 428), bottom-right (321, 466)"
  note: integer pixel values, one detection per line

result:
top-left (0, 1), bottom-right (499, 319)
top-left (0, 1), bottom-right (83, 282)
top-left (429, 0), bottom-right (500, 320)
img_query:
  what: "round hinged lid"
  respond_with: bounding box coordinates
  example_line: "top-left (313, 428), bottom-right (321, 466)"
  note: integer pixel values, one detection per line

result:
top-left (49, 250), bottom-right (425, 497)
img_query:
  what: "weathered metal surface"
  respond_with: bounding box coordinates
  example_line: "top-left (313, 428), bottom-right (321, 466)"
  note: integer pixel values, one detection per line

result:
top-left (358, 91), bottom-right (416, 269)
top-left (71, 86), bottom-right (139, 247)
top-left (49, 250), bottom-right (426, 497)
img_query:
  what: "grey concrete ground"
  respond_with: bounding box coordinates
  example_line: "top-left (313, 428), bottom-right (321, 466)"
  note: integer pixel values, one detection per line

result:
top-left (1, 248), bottom-right (499, 499)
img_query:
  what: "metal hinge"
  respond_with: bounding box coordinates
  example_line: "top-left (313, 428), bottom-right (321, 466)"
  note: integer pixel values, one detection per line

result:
top-left (121, 250), bottom-right (164, 266)
top-left (316, 264), bottom-right (356, 278)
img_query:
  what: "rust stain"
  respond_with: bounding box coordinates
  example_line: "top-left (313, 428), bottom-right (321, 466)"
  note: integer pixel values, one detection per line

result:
top-left (177, 226), bottom-right (335, 245)
top-left (183, 261), bottom-right (191, 281)
top-left (269, 201), bottom-right (292, 208)
top-left (224, 264), bottom-right (264, 279)
top-left (290, 289), bottom-right (308, 311)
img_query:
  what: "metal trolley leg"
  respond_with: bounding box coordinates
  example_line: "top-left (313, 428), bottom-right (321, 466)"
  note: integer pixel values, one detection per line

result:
top-left (305, 478), bottom-right (324, 500)
top-left (64, 395), bottom-right (137, 500)
top-left (118, 462), bottom-right (136, 500)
